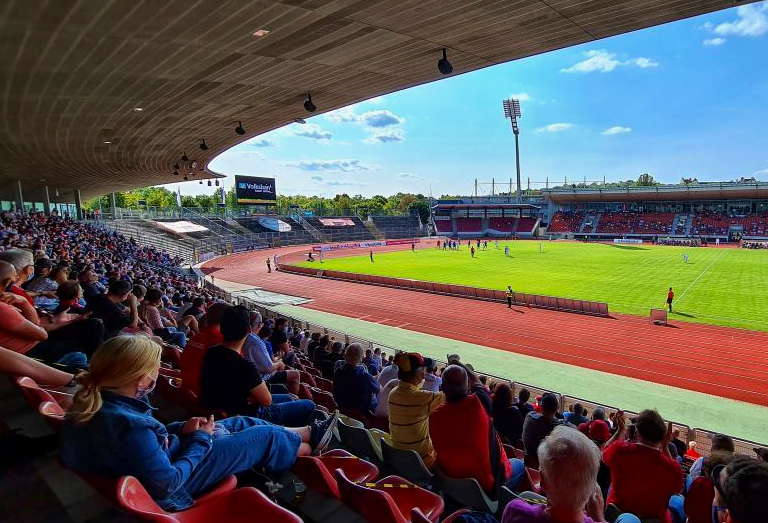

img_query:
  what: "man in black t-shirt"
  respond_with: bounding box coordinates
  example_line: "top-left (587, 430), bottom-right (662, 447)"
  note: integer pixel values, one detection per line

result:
top-left (200, 306), bottom-right (315, 427)
top-left (84, 279), bottom-right (138, 338)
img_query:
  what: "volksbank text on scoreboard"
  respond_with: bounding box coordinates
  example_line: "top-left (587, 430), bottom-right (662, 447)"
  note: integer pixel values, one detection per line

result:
top-left (234, 175), bottom-right (277, 205)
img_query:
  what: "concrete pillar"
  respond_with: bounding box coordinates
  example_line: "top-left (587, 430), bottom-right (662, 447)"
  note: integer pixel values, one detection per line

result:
top-left (15, 180), bottom-right (24, 213)
top-left (43, 186), bottom-right (52, 216)
top-left (110, 192), bottom-right (117, 219)
top-left (74, 189), bottom-right (83, 220)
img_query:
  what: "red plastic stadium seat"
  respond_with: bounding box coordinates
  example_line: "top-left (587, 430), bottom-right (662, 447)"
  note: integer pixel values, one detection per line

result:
top-left (335, 469), bottom-right (444, 523)
top-left (15, 375), bottom-right (57, 409)
top-left (315, 376), bottom-right (333, 393)
top-left (310, 388), bottom-right (338, 412)
top-left (520, 467), bottom-right (542, 494)
top-left (291, 449), bottom-right (379, 498)
top-left (38, 401), bottom-right (65, 429)
top-left (297, 383), bottom-right (314, 401)
top-left (298, 371), bottom-right (317, 387)
top-left (117, 476), bottom-right (300, 523)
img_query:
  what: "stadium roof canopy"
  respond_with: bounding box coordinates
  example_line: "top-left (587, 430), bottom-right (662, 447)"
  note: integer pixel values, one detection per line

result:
top-left (542, 182), bottom-right (768, 202)
top-left (0, 0), bottom-right (754, 203)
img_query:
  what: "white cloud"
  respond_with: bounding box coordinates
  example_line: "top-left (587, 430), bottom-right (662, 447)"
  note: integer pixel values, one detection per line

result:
top-left (700, 22), bottom-right (714, 30)
top-left (601, 126), bottom-right (632, 135)
top-left (364, 128), bottom-right (404, 144)
top-left (754, 168), bottom-right (768, 177)
top-left (713, 3), bottom-right (768, 37)
top-left (535, 123), bottom-right (574, 133)
top-left (703, 37), bottom-right (727, 47)
top-left (360, 110), bottom-right (405, 128)
top-left (309, 175), bottom-right (324, 181)
top-left (560, 50), bottom-right (658, 74)
top-left (292, 124), bottom-right (332, 141)
top-left (397, 172), bottom-right (427, 181)
top-left (247, 137), bottom-right (277, 147)
top-left (324, 180), bottom-right (369, 187)
top-left (325, 108), bottom-right (359, 123)
top-left (510, 92), bottom-right (532, 102)
top-left (282, 159), bottom-right (379, 172)
top-left (629, 57), bottom-right (658, 68)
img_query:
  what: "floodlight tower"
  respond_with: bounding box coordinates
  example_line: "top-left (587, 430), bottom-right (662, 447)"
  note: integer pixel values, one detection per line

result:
top-left (502, 98), bottom-right (522, 203)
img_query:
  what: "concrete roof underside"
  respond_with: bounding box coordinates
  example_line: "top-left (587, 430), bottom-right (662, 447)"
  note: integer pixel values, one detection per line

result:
top-left (0, 0), bottom-right (753, 202)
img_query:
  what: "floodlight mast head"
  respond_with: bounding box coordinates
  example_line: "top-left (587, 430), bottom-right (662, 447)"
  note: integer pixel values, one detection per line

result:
top-left (502, 98), bottom-right (522, 134)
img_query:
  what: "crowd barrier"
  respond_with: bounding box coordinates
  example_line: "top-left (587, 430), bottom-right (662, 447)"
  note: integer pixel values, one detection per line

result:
top-left (277, 263), bottom-right (609, 317)
top-left (223, 292), bottom-right (766, 454)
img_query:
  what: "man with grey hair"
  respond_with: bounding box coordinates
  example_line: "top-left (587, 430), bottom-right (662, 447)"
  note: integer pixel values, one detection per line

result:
top-left (332, 343), bottom-right (380, 416)
top-left (0, 248), bottom-right (36, 304)
top-left (502, 425), bottom-right (639, 523)
top-left (242, 310), bottom-right (300, 395)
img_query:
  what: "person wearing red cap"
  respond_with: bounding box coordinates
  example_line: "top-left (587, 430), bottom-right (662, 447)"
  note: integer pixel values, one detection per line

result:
top-left (387, 352), bottom-right (444, 468)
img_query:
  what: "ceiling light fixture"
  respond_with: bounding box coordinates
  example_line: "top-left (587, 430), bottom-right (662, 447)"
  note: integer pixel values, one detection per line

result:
top-left (235, 121), bottom-right (245, 135)
top-left (304, 93), bottom-right (316, 113)
top-left (103, 140), bottom-right (111, 144)
top-left (293, 118), bottom-right (307, 124)
top-left (437, 48), bottom-right (453, 75)
top-left (252, 29), bottom-right (270, 37)
top-left (133, 107), bottom-right (143, 112)
top-left (181, 153), bottom-right (189, 162)
top-left (199, 139), bottom-right (208, 151)
top-left (55, 189), bottom-right (59, 197)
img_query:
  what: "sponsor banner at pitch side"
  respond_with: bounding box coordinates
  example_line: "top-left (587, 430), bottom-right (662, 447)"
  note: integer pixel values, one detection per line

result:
top-left (311, 239), bottom-right (418, 251)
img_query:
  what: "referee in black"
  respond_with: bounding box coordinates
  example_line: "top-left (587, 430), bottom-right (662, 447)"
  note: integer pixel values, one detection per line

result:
top-left (506, 285), bottom-right (515, 308)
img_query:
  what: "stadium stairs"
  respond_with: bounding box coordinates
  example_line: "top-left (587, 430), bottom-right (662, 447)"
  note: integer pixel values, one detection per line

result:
top-left (370, 215), bottom-right (422, 239)
top-left (361, 219), bottom-right (386, 240)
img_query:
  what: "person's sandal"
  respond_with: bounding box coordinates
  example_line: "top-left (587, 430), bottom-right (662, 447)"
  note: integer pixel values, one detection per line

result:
top-left (309, 410), bottom-right (339, 456)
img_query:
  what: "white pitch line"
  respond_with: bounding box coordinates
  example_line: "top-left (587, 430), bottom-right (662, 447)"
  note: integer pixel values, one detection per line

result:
top-left (674, 249), bottom-right (728, 305)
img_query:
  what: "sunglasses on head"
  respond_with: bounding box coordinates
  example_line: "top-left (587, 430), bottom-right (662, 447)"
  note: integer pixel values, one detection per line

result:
top-left (710, 463), bottom-right (729, 504)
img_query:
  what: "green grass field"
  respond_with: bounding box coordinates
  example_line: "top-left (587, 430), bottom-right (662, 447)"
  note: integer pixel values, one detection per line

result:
top-left (298, 241), bottom-right (768, 331)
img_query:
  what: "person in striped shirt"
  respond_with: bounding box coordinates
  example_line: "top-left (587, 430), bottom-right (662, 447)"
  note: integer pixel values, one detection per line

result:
top-left (387, 352), bottom-right (445, 469)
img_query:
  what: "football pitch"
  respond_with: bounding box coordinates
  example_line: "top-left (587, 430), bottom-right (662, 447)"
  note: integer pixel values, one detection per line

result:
top-left (297, 241), bottom-right (768, 332)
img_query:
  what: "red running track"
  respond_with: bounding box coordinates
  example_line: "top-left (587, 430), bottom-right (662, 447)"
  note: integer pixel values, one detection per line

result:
top-left (202, 245), bottom-right (768, 407)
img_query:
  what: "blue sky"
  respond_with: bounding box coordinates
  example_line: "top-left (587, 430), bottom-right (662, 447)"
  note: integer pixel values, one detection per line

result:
top-left (171, 2), bottom-right (768, 198)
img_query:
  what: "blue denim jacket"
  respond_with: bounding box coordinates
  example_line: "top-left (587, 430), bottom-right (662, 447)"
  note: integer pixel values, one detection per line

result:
top-left (60, 391), bottom-right (213, 511)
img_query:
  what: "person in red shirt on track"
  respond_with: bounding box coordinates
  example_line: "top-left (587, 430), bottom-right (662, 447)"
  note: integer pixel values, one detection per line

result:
top-left (666, 287), bottom-right (674, 312)
top-left (602, 409), bottom-right (683, 523)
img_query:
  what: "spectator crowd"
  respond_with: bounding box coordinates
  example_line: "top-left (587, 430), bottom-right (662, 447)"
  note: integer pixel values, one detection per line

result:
top-left (1, 209), bottom-right (766, 523)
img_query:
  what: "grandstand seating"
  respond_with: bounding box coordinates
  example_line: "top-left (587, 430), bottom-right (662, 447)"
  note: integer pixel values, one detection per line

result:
top-left (516, 217), bottom-right (537, 234)
top-left (743, 213), bottom-right (768, 236)
top-left (455, 218), bottom-right (482, 233)
top-left (488, 218), bottom-right (515, 232)
top-left (305, 216), bottom-right (375, 242)
top-left (371, 215), bottom-right (422, 239)
top-left (547, 211), bottom-right (584, 233)
top-left (1, 209), bottom-right (766, 523)
top-left (434, 219), bottom-right (453, 233)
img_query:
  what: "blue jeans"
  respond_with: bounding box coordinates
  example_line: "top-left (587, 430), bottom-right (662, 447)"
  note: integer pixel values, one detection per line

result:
top-left (615, 515), bottom-right (641, 523)
top-left (168, 416), bottom-right (302, 499)
top-left (669, 494), bottom-right (686, 523)
top-left (166, 328), bottom-right (187, 348)
top-left (505, 458), bottom-right (525, 490)
top-left (254, 394), bottom-right (316, 427)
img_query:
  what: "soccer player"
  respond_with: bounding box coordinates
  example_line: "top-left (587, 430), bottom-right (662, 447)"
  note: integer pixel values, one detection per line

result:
top-left (683, 253), bottom-right (689, 264)
top-left (667, 287), bottom-right (674, 312)
top-left (506, 285), bottom-right (515, 308)
top-left (307, 252), bottom-right (314, 262)
top-left (470, 246), bottom-right (475, 258)
top-left (412, 242), bottom-right (416, 252)
top-left (539, 242), bottom-right (543, 253)
top-left (319, 250), bottom-right (324, 264)
top-left (436, 240), bottom-right (440, 249)
top-left (483, 240), bottom-right (487, 250)
top-left (504, 245), bottom-right (510, 257)
top-left (370, 250), bottom-right (374, 263)
top-left (266, 257), bottom-right (271, 273)
top-left (495, 240), bottom-right (500, 249)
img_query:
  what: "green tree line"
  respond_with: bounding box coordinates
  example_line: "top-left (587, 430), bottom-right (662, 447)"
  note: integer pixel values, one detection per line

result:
top-left (83, 187), bottom-right (434, 221)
